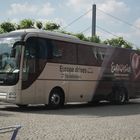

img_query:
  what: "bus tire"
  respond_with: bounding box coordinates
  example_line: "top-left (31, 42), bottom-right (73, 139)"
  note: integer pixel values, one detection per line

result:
top-left (48, 88), bottom-right (64, 109)
top-left (110, 87), bottom-right (128, 105)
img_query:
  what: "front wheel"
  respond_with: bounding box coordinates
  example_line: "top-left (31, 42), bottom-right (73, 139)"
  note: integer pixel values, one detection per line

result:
top-left (48, 89), bottom-right (64, 109)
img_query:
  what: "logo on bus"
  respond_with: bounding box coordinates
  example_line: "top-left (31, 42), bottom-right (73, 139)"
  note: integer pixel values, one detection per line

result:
top-left (111, 62), bottom-right (131, 74)
top-left (59, 65), bottom-right (94, 79)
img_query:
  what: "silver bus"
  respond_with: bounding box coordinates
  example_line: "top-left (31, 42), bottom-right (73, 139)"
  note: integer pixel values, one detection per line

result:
top-left (0, 29), bottom-right (139, 108)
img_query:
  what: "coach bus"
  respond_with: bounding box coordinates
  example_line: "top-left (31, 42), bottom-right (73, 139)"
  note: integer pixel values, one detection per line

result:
top-left (0, 29), bottom-right (140, 108)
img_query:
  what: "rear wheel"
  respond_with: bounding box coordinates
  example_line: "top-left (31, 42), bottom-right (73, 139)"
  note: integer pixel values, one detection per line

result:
top-left (116, 88), bottom-right (126, 104)
top-left (48, 89), bottom-right (64, 109)
top-left (109, 87), bottom-right (128, 105)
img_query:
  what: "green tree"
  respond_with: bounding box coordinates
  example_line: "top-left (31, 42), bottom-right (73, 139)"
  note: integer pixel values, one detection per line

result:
top-left (36, 21), bottom-right (43, 29)
top-left (0, 22), bottom-right (15, 33)
top-left (58, 30), bottom-right (73, 35)
top-left (74, 33), bottom-right (88, 41)
top-left (0, 19), bottom-right (134, 50)
top-left (136, 47), bottom-right (140, 51)
top-left (123, 42), bottom-right (133, 49)
top-left (59, 31), bottom-right (102, 43)
top-left (19, 19), bottom-right (34, 29)
top-left (44, 22), bottom-right (60, 31)
top-left (0, 28), bottom-right (4, 33)
top-left (88, 35), bottom-right (101, 43)
top-left (104, 37), bottom-right (133, 49)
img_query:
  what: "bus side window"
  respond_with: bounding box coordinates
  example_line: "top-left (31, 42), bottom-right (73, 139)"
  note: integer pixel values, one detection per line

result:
top-left (92, 47), bottom-right (101, 60)
top-left (92, 47), bottom-right (98, 59)
top-left (37, 38), bottom-right (53, 60)
top-left (38, 38), bottom-right (47, 59)
top-left (50, 40), bottom-right (77, 64)
top-left (100, 51), bottom-right (105, 60)
top-left (78, 45), bottom-right (96, 66)
top-left (53, 45), bottom-right (62, 58)
top-left (92, 47), bottom-right (105, 65)
top-left (46, 40), bottom-right (53, 59)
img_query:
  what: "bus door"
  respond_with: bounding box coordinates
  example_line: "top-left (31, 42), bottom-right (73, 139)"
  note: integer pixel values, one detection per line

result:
top-left (22, 37), bottom-right (50, 104)
top-left (21, 37), bottom-right (37, 104)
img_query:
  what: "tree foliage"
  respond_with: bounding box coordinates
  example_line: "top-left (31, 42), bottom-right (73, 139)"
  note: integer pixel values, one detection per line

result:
top-left (44, 22), bottom-right (60, 31)
top-left (0, 28), bottom-right (4, 33)
top-left (19, 19), bottom-right (34, 29)
top-left (0, 19), bottom-right (135, 49)
top-left (74, 33), bottom-right (89, 41)
top-left (88, 36), bottom-right (101, 43)
top-left (136, 48), bottom-right (140, 51)
top-left (0, 22), bottom-right (15, 33)
top-left (104, 37), bottom-right (133, 49)
top-left (36, 21), bottom-right (43, 29)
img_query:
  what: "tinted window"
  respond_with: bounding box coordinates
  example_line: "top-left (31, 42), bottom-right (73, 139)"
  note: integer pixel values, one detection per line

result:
top-left (38, 38), bottom-right (47, 59)
top-left (91, 47), bottom-right (106, 66)
top-left (78, 45), bottom-right (96, 66)
top-left (37, 38), bottom-right (53, 59)
top-left (49, 40), bottom-right (77, 64)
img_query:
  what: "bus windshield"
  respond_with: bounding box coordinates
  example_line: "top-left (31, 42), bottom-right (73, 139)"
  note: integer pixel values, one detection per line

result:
top-left (0, 37), bottom-right (22, 85)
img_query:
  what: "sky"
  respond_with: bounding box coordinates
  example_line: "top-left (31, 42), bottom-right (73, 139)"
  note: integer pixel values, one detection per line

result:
top-left (0, 0), bottom-right (140, 48)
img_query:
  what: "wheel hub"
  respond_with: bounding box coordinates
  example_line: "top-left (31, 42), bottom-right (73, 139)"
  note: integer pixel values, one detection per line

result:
top-left (51, 94), bottom-right (60, 105)
top-left (119, 91), bottom-right (125, 103)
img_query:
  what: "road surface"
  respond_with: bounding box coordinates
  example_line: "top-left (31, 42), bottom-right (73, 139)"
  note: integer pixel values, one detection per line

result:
top-left (0, 100), bottom-right (140, 140)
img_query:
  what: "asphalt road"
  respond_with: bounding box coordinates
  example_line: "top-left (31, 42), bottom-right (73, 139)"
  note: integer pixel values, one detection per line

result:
top-left (0, 99), bottom-right (140, 140)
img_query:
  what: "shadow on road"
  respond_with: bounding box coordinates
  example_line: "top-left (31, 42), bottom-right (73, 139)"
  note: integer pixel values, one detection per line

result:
top-left (0, 112), bottom-right (13, 117)
top-left (0, 100), bottom-right (140, 117)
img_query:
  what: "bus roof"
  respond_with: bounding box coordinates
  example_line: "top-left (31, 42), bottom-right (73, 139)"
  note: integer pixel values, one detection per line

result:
top-left (12, 29), bottom-right (79, 40)
top-left (3, 29), bottom-right (110, 48)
